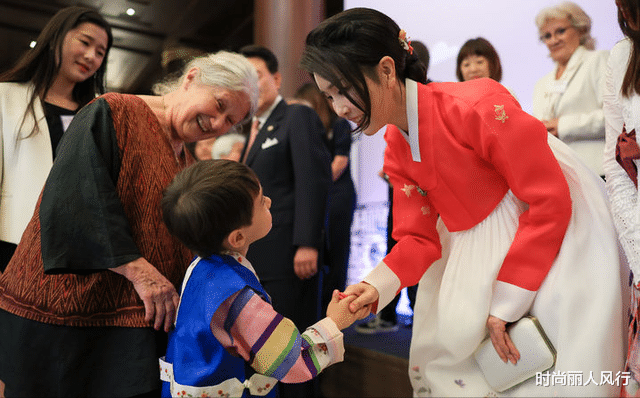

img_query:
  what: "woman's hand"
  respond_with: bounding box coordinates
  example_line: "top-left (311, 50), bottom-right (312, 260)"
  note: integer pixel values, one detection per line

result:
top-left (111, 257), bottom-right (180, 332)
top-left (343, 282), bottom-right (379, 313)
top-left (542, 118), bottom-right (559, 137)
top-left (326, 290), bottom-right (371, 329)
top-left (486, 315), bottom-right (520, 364)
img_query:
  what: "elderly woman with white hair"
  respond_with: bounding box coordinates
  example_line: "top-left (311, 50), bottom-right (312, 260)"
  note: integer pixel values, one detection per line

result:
top-left (0, 51), bottom-right (258, 397)
top-left (532, 1), bottom-right (609, 176)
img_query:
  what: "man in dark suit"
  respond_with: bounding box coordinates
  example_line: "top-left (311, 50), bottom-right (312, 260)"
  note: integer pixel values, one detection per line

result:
top-left (239, 45), bottom-right (331, 397)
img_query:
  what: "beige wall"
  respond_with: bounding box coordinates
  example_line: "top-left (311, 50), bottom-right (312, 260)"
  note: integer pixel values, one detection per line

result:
top-left (253, 0), bottom-right (325, 97)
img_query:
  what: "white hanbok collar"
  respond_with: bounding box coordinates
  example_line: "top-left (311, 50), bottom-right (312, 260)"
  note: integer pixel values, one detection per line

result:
top-left (405, 78), bottom-right (421, 162)
top-left (175, 252), bottom-right (259, 326)
top-left (221, 250), bottom-right (260, 281)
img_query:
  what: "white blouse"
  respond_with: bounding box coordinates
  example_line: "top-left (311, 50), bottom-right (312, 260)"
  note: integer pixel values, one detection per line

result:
top-left (603, 38), bottom-right (640, 287)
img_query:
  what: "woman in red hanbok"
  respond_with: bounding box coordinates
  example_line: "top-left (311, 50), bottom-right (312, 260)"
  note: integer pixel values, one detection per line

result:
top-left (301, 7), bottom-right (627, 397)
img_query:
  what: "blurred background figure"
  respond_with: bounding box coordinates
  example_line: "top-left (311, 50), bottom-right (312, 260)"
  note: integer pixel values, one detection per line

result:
top-left (294, 82), bottom-right (357, 311)
top-left (211, 132), bottom-right (246, 161)
top-left (412, 40), bottom-right (432, 83)
top-left (603, 0), bottom-right (640, 395)
top-left (0, 6), bottom-right (112, 273)
top-left (239, 45), bottom-right (331, 398)
top-left (356, 40), bottom-right (431, 335)
top-left (193, 137), bottom-right (217, 160)
top-left (456, 37), bottom-right (519, 99)
top-left (456, 37), bottom-right (502, 82)
top-left (533, 1), bottom-right (609, 176)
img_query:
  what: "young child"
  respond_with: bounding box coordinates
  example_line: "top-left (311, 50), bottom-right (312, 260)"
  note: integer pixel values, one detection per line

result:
top-left (159, 159), bottom-right (368, 398)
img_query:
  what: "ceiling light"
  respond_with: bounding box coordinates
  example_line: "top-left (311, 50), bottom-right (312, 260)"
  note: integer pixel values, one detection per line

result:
top-left (29, 41), bottom-right (36, 48)
top-left (126, 8), bottom-right (136, 16)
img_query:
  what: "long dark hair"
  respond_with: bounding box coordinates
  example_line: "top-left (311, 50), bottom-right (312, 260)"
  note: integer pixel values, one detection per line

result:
top-left (0, 6), bottom-right (112, 137)
top-left (300, 7), bottom-right (426, 133)
top-left (455, 37), bottom-right (503, 82)
top-left (618, 0), bottom-right (640, 97)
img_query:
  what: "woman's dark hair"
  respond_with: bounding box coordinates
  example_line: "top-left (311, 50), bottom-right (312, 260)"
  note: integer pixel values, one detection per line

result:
top-left (455, 37), bottom-right (503, 82)
top-left (0, 6), bottom-right (113, 137)
top-left (618, 0), bottom-right (640, 97)
top-left (161, 159), bottom-right (261, 258)
top-left (300, 7), bottom-right (426, 133)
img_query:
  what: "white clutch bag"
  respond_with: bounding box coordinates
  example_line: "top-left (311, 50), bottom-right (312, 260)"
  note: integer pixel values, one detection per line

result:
top-left (474, 316), bottom-right (556, 392)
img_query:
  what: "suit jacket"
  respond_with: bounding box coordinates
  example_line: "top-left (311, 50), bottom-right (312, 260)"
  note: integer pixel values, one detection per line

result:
top-left (532, 46), bottom-right (609, 175)
top-left (243, 99), bottom-right (331, 280)
top-left (0, 82), bottom-right (53, 244)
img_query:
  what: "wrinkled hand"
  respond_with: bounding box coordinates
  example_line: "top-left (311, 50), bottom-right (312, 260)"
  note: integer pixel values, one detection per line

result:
top-left (293, 246), bottom-right (318, 280)
top-left (111, 257), bottom-right (180, 332)
top-left (486, 315), bottom-right (520, 364)
top-left (326, 290), bottom-right (370, 329)
top-left (343, 282), bottom-right (379, 313)
top-left (542, 118), bottom-right (558, 137)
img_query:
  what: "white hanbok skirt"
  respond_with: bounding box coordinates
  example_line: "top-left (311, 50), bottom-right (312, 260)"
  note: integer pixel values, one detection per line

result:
top-left (409, 136), bottom-right (628, 397)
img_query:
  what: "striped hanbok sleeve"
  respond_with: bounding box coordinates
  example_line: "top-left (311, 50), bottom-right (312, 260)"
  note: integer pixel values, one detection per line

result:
top-left (211, 286), bottom-right (344, 383)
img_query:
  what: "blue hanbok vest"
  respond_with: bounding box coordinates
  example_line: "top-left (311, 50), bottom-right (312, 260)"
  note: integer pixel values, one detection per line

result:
top-left (161, 254), bottom-right (276, 398)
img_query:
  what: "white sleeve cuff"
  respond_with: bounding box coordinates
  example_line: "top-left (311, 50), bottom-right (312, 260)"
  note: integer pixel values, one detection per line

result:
top-left (308, 317), bottom-right (344, 366)
top-left (490, 281), bottom-right (537, 322)
top-left (363, 261), bottom-right (401, 314)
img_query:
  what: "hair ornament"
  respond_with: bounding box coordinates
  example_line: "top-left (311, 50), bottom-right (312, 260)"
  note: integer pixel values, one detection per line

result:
top-left (398, 29), bottom-right (414, 55)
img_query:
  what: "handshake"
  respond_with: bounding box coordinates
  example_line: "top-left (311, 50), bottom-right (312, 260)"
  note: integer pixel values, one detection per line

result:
top-left (325, 290), bottom-right (372, 330)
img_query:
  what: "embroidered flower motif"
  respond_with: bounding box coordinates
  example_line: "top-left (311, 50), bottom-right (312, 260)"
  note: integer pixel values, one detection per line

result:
top-left (402, 184), bottom-right (415, 197)
top-left (398, 29), bottom-right (414, 54)
top-left (421, 206), bottom-right (430, 216)
top-left (411, 365), bottom-right (420, 372)
top-left (454, 379), bottom-right (465, 388)
top-left (494, 105), bottom-right (508, 123)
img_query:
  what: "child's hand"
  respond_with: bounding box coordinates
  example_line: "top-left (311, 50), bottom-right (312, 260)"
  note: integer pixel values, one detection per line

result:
top-left (343, 282), bottom-right (379, 313)
top-left (326, 290), bottom-right (370, 330)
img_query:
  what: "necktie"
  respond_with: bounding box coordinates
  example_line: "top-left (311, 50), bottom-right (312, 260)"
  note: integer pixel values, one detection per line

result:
top-left (242, 119), bottom-right (261, 164)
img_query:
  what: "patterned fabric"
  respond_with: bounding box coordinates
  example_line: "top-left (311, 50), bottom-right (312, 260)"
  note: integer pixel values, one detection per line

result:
top-left (604, 38), bottom-right (640, 289)
top-left (162, 253), bottom-right (343, 397)
top-left (0, 93), bottom-right (193, 327)
top-left (604, 37), bottom-right (640, 398)
top-left (623, 285), bottom-right (640, 397)
top-left (213, 288), bottom-right (342, 383)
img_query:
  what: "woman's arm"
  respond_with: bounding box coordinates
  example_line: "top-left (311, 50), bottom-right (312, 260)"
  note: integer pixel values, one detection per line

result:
top-left (604, 39), bottom-right (640, 287)
top-left (39, 97), bottom-right (179, 329)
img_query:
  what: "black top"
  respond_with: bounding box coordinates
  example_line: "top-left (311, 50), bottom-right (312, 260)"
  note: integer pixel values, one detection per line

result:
top-left (43, 101), bottom-right (77, 159)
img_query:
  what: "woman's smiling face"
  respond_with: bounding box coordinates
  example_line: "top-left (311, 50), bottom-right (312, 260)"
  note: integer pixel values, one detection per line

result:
top-left (170, 75), bottom-right (250, 143)
top-left (57, 22), bottom-right (109, 85)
